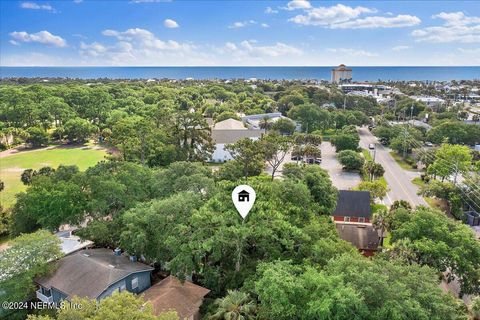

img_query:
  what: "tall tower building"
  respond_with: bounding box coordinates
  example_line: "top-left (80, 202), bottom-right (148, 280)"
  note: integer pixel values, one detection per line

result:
top-left (331, 64), bottom-right (352, 83)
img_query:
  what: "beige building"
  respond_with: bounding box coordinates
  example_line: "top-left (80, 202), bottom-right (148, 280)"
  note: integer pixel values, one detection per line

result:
top-left (331, 64), bottom-right (352, 83)
top-left (210, 118), bottom-right (262, 162)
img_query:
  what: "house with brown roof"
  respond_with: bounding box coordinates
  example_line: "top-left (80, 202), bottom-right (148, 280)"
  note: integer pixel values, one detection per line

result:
top-left (336, 223), bottom-right (380, 257)
top-left (143, 276), bottom-right (210, 320)
top-left (331, 190), bottom-right (380, 256)
top-left (35, 248), bottom-right (153, 304)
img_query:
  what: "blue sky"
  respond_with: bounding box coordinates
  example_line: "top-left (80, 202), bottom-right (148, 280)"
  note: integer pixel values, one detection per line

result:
top-left (1, 0), bottom-right (479, 66)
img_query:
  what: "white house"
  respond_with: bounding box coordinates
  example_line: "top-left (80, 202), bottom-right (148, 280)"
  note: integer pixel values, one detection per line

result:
top-left (210, 118), bottom-right (262, 162)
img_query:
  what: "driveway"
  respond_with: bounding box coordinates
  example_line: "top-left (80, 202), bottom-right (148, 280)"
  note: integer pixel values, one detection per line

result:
top-left (358, 127), bottom-right (427, 207)
top-left (320, 142), bottom-right (361, 190)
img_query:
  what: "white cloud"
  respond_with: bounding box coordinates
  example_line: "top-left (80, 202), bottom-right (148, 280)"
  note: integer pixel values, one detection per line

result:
top-left (80, 42), bottom-right (108, 56)
top-left (164, 19), bottom-right (179, 28)
top-left (412, 12), bottom-right (480, 43)
top-left (20, 2), bottom-right (55, 11)
top-left (289, 4), bottom-right (375, 26)
top-left (218, 40), bottom-right (302, 63)
top-left (9, 30), bottom-right (67, 47)
top-left (228, 20), bottom-right (257, 29)
top-left (288, 3), bottom-right (420, 29)
top-left (265, 6), bottom-right (278, 14)
top-left (76, 28), bottom-right (205, 65)
top-left (458, 48), bottom-right (480, 54)
top-left (392, 45), bottom-right (410, 51)
top-left (102, 28), bottom-right (191, 50)
top-left (228, 20), bottom-right (270, 29)
top-left (73, 0), bottom-right (83, 3)
top-left (9, 40), bottom-right (20, 46)
top-left (284, 0), bottom-right (312, 11)
top-left (331, 14), bottom-right (420, 29)
top-left (327, 48), bottom-right (378, 57)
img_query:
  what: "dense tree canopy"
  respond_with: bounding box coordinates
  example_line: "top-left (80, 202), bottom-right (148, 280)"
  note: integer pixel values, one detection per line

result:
top-left (390, 206), bottom-right (480, 295)
top-left (0, 230), bottom-right (62, 305)
top-left (0, 80), bottom-right (475, 319)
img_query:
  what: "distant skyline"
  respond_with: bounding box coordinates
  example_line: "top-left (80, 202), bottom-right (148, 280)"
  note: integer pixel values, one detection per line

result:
top-left (1, 0), bottom-right (479, 66)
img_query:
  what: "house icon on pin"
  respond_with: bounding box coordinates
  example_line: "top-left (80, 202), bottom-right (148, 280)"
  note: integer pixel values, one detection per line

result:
top-left (238, 190), bottom-right (250, 202)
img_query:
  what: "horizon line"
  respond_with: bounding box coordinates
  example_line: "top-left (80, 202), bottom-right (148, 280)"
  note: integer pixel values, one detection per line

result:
top-left (1, 65), bottom-right (479, 68)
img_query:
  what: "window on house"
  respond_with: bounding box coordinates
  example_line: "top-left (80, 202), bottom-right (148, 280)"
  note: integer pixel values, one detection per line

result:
top-left (132, 277), bottom-right (138, 289)
top-left (344, 216), bottom-right (350, 222)
top-left (119, 283), bottom-right (126, 292)
top-left (359, 217), bottom-right (365, 223)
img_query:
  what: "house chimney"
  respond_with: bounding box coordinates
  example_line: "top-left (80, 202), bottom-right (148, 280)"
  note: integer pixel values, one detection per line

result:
top-left (114, 248), bottom-right (122, 256)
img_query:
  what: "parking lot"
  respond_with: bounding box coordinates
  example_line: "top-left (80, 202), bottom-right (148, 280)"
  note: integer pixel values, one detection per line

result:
top-left (319, 142), bottom-right (361, 190)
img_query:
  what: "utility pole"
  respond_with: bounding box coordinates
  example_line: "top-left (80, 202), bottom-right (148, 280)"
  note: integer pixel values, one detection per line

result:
top-left (410, 103), bottom-right (414, 125)
top-left (343, 96), bottom-right (346, 110)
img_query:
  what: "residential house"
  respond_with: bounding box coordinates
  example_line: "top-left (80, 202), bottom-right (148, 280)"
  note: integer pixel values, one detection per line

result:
top-left (331, 190), bottom-right (371, 223)
top-left (210, 118), bottom-right (262, 162)
top-left (331, 190), bottom-right (380, 256)
top-left (335, 223), bottom-right (380, 257)
top-left (55, 229), bottom-right (93, 255)
top-left (241, 112), bottom-right (299, 133)
top-left (143, 276), bottom-right (210, 320)
top-left (35, 248), bottom-right (153, 304)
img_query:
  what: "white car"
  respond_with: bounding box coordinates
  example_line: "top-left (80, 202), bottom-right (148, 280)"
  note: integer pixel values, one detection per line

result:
top-left (368, 143), bottom-right (375, 150)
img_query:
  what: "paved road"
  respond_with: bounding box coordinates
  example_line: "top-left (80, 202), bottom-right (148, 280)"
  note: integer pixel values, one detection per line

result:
top-left (358, 127), bottom-right (427, 207)
top-left (320, 142), bottom-right (361, 190)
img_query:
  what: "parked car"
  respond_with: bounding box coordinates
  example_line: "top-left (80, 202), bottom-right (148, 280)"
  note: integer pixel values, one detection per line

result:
top-left (368, 143), bottom-right (375, 150)
top-left (291, 155), bottom-right (303, 161)
top-left (380, 138), bottom-right (388, 145)
top-left (306, 158), bottom-right (322, 165)
top-left (425, 142), bottom-right (433, 147)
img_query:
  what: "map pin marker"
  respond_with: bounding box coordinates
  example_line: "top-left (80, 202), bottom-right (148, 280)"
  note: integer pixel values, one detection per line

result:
top-left (232, 185), bottom-right (256, 219)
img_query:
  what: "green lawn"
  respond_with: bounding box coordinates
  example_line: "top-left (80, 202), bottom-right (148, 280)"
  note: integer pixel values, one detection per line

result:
top-left (0, 145), bottom-right (106, 208)
top-left (389, 151), bottom-right (415, 171)
top-left (411, 177), bottom-right (424, 187)
top-left (362, 149), bottom-right (373, 161)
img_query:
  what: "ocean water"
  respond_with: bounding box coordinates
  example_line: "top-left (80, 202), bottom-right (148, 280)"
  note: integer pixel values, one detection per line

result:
top-left (1, 66), bottom-right (479, 81)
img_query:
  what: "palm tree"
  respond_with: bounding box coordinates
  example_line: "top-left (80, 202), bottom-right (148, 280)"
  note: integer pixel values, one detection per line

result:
top-left (259, 116), bottom-right (271, 134)
top-left (210, 290), bottom-right (256, 320)
top-left (372, 208), bottom-right (392, 247)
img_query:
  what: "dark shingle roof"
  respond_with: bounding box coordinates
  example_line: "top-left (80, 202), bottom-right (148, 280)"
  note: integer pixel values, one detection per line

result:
top-left (36, 248), bottom-right (153, 299)
top-left (332, 190), bottom-right (371, 218)
top-left (143, 276), bottom-right (210, 318)
top-left (336, 223), bottom-right (379, 250)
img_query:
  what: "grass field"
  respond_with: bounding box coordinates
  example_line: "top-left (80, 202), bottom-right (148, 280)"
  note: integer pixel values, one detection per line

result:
top-left (0, 145), bottom-right (107, 208)
top-left (389, 151), bottom-right (416, 171)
